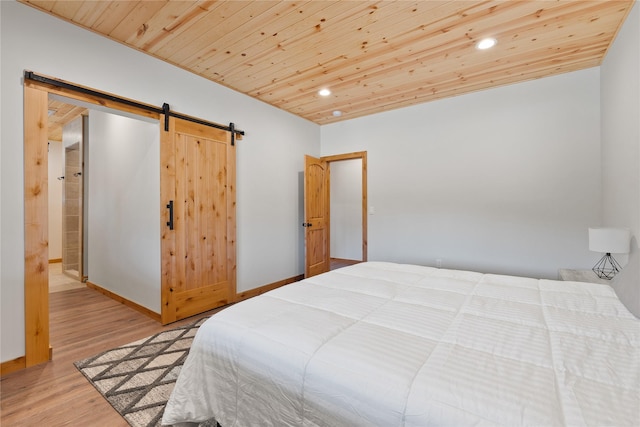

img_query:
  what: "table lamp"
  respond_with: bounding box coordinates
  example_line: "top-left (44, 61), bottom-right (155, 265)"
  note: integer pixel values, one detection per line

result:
top-left (588, 227), bottom-right (631, 279)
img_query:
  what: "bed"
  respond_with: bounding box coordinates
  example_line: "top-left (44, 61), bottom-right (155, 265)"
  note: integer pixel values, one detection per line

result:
top-left (162, 261), bottom-right (639, 426)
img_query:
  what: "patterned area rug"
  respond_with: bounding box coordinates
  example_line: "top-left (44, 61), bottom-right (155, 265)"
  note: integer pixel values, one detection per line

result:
top-left (74, 317), bottom-right (218, 427)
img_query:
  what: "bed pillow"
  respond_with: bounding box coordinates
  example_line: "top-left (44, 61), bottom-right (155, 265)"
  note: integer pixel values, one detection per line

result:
top-left (610, 244), bottom-right (640, 318)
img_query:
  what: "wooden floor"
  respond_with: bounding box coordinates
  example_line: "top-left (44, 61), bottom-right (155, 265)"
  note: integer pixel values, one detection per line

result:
top-left (1, 261), bottom-right (356, 425)
top-left (330, 258), bottom-right (361, 270)
top-left (0, 287), bottom-right (226, 426)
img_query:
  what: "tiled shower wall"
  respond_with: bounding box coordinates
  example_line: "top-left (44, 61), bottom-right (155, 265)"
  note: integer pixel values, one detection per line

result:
top-left (63, 144), bottom-right (81, 274)
top-left (61, 115), bottom-right (83, 277)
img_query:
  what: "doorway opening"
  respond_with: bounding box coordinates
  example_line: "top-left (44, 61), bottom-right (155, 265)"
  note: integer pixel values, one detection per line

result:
top-left (47, 98), bottom-right (88, 292)
top-left (24, 79), bottom-right (163, 367)
top-left (329, 158), bottom-right (363, 270)
top-left (44, 94), bottom-right (162, 355)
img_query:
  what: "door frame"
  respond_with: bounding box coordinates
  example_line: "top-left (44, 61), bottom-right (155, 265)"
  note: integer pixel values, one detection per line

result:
top-left (23, 78), bottom-right (162, 367)
top-left (322, 151), bottom-right (368, 262)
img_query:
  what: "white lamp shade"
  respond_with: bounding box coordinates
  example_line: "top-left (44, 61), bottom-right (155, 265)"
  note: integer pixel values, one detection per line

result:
top-left (588, 228), bottom-right (631, 254)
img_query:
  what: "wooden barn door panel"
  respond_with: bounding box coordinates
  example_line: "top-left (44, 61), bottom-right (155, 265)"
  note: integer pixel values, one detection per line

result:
top-left (161, 117), bottom-right (236, 324)
top-left (24, 84), bottom-right (51, 366)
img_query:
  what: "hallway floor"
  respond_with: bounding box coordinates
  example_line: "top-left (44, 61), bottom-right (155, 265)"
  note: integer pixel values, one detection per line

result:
top-left (49, 262), bottom-right (85, 293)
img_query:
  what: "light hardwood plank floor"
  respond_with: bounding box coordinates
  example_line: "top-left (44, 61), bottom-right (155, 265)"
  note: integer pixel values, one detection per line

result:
top-left (330, 257), bottom-right (361, 270)
top-left (0, 287), bottom-right (227, 426)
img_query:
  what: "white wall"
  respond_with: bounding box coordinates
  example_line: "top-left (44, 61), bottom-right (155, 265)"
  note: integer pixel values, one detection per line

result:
top-left (88, 110), bottom-right (161, 311)
top-left (62, 115), bottom-right (83, 149)
top-left (47, 140), bottom-right (63, 260)
top-left (601, 2), bottom-right (639, 255)
top-left (0, 1), bottom-right (319, 363)
top-left (322, 68), bottom-right (602, 279)
top-left (330, 159), bottom-right (362, 260)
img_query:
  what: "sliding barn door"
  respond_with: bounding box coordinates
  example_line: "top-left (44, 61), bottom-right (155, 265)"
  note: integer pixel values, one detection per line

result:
top-left (304, 155), bottom-right (330, 277)
top-left (160, 116), bottom-right (236, 324)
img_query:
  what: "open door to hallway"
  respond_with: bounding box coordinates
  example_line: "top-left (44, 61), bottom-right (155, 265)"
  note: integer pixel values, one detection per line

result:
top-left (303, 152), bottom-right (367, 278)
top-left (303, 155), bottom-right (330, 278)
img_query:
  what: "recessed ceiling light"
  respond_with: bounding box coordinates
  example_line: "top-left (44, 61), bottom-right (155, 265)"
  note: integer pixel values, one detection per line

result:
top-left (332, 110), bottom-right (342, 117)
top-left (318, 88), bottom-right (331, 97)
top-left (476, 38), bottom-right (497, 50)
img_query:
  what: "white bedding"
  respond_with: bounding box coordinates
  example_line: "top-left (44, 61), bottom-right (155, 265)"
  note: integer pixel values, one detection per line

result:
top-left (162, 262), bottom-right (640, 426)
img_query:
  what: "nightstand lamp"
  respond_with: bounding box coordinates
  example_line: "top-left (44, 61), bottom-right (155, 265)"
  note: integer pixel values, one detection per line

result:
top-left (588, 227), bottom-right (631, 279)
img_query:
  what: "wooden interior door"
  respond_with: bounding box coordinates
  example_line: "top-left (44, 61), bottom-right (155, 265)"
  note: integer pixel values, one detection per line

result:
top-left (160, 116), bottom-right (236, 324)
top-left (304, 155), bottom-right (330, 277)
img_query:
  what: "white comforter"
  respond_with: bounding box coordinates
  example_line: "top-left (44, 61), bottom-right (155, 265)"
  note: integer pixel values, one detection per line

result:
top-left (162, 262), bottom-right (639, 426)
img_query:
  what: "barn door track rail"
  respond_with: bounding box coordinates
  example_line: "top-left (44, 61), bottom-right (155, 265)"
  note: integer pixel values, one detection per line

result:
top-left (24, 70), bottom-right (245, 144)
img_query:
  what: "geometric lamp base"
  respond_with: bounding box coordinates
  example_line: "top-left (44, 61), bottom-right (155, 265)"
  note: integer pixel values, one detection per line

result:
top-left (592, 252), bottom-right (622, 280)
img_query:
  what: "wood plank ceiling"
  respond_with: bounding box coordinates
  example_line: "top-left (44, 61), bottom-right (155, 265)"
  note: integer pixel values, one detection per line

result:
top-left (47, 99), bottom-right (87, 142)
top-left (22, 0), bottom-right (634, 125)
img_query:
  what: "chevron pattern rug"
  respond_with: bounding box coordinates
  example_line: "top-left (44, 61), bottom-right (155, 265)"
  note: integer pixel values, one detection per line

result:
top-left (74, 317), bottom-right (218, 427)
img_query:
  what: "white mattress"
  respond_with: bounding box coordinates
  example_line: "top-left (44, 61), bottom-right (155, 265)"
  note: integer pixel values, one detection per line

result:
top-left (162, 262), bottom-right (640, 426)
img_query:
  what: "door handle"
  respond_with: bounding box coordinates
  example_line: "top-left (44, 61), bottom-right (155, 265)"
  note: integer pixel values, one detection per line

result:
top-left (167, 200), bottom-right (174, 230)
top-left (302, 222), bottom-right (312, 227)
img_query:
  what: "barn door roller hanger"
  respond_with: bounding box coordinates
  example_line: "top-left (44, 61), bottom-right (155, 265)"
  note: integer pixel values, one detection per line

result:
top-left (24, 70), bottom-right (245, 145)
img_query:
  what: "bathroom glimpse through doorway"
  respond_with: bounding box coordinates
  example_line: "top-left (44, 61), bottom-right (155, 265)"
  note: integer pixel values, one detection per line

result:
top-left (60, 114), bottom-right (88, 283)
